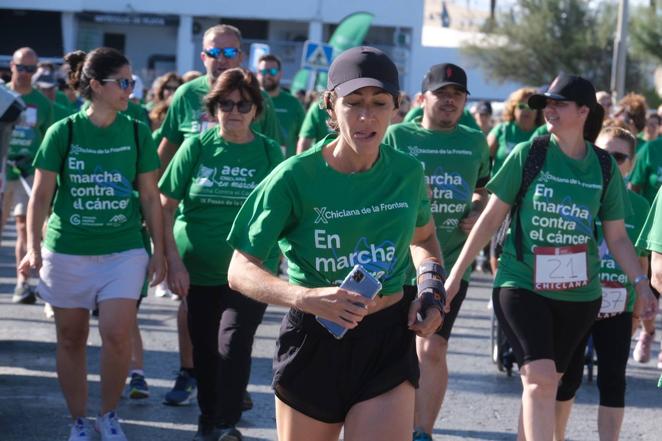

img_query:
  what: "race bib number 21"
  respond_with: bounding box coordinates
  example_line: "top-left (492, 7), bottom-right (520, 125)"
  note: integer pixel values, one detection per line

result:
top-left (534, 245), bottom-right (588, 291)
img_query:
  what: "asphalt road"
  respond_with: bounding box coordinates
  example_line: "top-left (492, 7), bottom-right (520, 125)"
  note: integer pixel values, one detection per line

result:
top-left (1, 222), bottom-right (660, 440)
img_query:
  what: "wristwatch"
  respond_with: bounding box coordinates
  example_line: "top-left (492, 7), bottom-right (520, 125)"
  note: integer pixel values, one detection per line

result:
top-left (633, 274), bottom-right (649, 286)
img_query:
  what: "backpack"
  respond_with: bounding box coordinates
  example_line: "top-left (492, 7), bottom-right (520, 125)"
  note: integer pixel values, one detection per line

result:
top-left (494, 134), bottom-right (613, 261)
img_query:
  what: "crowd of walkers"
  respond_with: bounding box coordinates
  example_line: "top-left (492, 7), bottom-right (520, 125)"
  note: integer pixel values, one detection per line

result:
top-left (3, 21), bottom-right (662, 441)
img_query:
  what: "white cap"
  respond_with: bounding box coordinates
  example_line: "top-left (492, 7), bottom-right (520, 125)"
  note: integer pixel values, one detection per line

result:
top-left (130, 74), bottom-right (144, 100)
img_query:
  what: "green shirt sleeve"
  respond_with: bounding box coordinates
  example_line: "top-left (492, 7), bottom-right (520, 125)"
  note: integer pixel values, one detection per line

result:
top-left (488, 123), bottom-right (503, 141)
top-left (227, 165), bottom-right (294, 261)
top-left (403, 106), bottom-right (423, 123)
top-left (33, 119), bottom-right (68, 174)
top-left (299, 102), bottom-right (328, 140)
top-left (636, 187), bottom-right (662, 253)
top-left (459, 109), bottom-right (481, 132)
top-left (136, 121), bottom-right (160, 174)
top-left (486, 142), bottom-right (526, 204)
top-left (160, 89), bottom-right (186, 146)
top-left (158, 136), bottom-right (200, 201)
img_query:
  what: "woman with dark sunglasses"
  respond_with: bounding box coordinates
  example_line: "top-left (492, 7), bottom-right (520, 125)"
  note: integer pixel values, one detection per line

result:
top-left (555, 126), bottom-right (651, 441)
top-left (159, 67), bottom-right (284, 441)
top-left (441, 74), bottom-right (657, 441)
top-left (19, 47), bottom-right (165, 441)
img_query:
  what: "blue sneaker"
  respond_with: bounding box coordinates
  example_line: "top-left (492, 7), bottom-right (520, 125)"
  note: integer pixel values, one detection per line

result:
top-left (127, 372), bottom-right (149, 399)
top-left (163, 369), bottom-right (197, 406)
top-left (413, 429), bottom-right (433, 441)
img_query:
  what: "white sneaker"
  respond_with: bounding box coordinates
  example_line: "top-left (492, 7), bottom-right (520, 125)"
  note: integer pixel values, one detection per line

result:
top-left (68, 417), bottom-right (92, 441)
top-left (95, 411), bottom-right (128, 441)
top-left (44, 302), bottom-right (54, 319)
top-left (154, 281), bottom-right (172, 298)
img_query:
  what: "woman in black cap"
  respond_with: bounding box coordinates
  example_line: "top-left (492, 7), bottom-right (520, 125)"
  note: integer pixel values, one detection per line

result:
top-left (225, 46), bottom-right (445, 440)
top-left (441, 74), bottom-right (657, 441)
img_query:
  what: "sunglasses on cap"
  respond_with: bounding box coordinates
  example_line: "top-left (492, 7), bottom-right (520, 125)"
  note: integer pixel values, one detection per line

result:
top-left (102, 78), bottom-right (136, 91)
top-left (259, 67), bottom-right (279, 76)
top-left (15, 64), bottom-right (38, 74)
top-left (218, 99), bottom-right (253, 114)
top-left (609, 151), bottom-right (629, 164)
top-left (204, 47), bottom-right (240, 60)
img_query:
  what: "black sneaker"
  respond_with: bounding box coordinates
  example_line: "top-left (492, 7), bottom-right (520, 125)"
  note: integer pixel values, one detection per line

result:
top-left (192, 417), bottom-right (220, 441)
top-left (241, 391), bottom-right (253, 411)
top-left (164, 369), bottom-right (197, 406)
top-left (12, 283), bottom-right (36, 304)
top-left (218, 426), bottom-right (242, 441)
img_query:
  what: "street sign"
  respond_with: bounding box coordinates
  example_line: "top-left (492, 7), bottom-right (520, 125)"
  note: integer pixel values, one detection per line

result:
top-left (301, 41), bottom-right (334, 72)
top-left (248, 43), bottom-right (270, 73)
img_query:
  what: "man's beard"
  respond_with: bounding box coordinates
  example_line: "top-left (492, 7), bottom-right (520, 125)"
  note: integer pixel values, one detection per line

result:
top-left (263, 80), bottom-right (279, 92)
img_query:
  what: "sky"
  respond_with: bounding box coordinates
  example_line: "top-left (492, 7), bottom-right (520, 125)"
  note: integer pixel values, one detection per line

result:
top-left (466, 0), bottom-right (649, 11)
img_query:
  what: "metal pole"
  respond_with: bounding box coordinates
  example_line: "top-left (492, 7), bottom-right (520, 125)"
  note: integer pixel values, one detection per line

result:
top-left (610, 0), bottom-right (629, 100)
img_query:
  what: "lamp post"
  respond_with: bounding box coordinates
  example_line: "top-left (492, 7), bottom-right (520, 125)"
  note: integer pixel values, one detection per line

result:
top-left (610, 0), bottom-right (629, 100)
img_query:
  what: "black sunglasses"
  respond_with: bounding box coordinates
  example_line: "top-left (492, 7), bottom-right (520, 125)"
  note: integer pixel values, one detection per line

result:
top-left (102, 78), bottom-right (136, 91)
top-left (16, 64), bottom-right (37, 74)
top-left (218, 99), bottom-right (253, 114)
top-left (259, 67), bottom-right (280, 76)
top-left (610, 151), bottom-right (629, 164)
top-left (204, 47), bottom-right (240, 60)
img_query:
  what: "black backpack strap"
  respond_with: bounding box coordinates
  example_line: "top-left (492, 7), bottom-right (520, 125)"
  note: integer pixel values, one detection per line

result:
top-left (62, 117), bottom-right (73, 176)
top-left (591, 145), bottom-right (612, 204)
top-left (513, 134), bottom-right (550, 261)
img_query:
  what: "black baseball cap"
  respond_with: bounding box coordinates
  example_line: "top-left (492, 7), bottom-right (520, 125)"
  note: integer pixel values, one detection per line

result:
top-left (422, 63), bottom-right (470, 94)
top-left (32, 70), bottom-right (56, 89)
top-left (476, 100), bottom-right (492, 115)
top-left (528, 74), bottom-right (598, 110)
top-left (327, 46), bottom-right (399, 97)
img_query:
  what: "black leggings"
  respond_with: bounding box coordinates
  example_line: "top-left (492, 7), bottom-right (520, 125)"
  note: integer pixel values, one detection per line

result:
top-left (186, 284), bottom-right (267, 426)
top-left (556, 312), bottom-right (632, 407)
top-left (493, 287), bottom-right (601, 372)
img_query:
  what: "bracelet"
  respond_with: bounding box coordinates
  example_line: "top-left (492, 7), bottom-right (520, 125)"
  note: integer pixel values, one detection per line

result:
top-left (633, 274), bottom-right (649, 286)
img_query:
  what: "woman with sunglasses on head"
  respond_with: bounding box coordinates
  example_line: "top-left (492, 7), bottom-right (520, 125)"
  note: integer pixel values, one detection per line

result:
top-left (159, 67), bottom-right (284, 441)
top-left (441, 74), bottom-right (657, 441)
top-left (19, 47), bottom-right (165, 441)
top-left (226, 47), bottom-right (443, 441)
top-left (554, 126), bottom-right (651, 441)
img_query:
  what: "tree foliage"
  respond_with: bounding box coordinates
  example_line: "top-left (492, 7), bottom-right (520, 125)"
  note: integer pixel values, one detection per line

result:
top-left (630, 8), bottom-right (662, 64)
top-left (462, 0), bottom-right (644, 91)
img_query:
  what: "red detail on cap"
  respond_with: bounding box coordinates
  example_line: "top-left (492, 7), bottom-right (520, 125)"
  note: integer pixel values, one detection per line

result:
top-left (447, 67), bottom-right (453, 78)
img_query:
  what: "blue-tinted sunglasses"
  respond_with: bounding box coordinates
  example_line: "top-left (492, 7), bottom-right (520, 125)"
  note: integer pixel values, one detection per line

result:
top-left (102, 78), bottom-right (136, 90)
top-left (259, 67), bottom-right (280, 76)
top-left (204, 47), bottom-right (240, 60)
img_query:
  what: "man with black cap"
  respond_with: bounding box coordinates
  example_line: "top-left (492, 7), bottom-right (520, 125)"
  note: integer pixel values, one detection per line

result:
top-left (32, 67), bottom-right (75, 122)
top-left (384, 62), bottom-right (490, 441)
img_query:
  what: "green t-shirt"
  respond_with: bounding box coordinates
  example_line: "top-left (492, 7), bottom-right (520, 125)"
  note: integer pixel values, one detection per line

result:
top-left (629, 138), bottom-right (662, 204)
top-left (33, 111), bottom-right (160, 255)
top-left (7, 88), bottom-right (53, 180)
top-left (55, 90), bottom-right (81, 114)
top-left (298, 101), bottom-right (332, 142)
top-left (271, 90), bottom-right (305, 157)
top-left (384, 121), bottom-right (490, 281)
top-left (637, 186), bottom-right (662, 254)
top-left (596, 189), bottom-right (650, 313)
top-left (125, 100), bottom-right (151, 127)
top-left (489, 121), bottom-right (536, 175)
top-left (53, 101), bottom-right (75, 123)
top-left (487, 137), bottom-right (627, 301)
top-left (152, 125), bottom-right (164, 147)
top-left (160, 74), bottom-right (279, 146)
top-left (227, 136), bottom-right (432, 294)
top-left (159, 128), bottom-right (284, 285)
top-left (403, 107), bottom-right (481, 132)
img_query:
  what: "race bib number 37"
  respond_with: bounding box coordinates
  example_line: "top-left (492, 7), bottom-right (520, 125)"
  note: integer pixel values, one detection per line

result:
top-left (599, 281), bottom-right (627, 315)
top-left (534, 244), bottom-right (588, 291)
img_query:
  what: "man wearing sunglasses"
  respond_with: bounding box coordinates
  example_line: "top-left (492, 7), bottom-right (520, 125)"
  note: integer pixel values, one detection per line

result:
top-left (5, 47), bottom-right (53, 305)
top-left (158, 24), bottom-right (280, 168)
top-left (256, 54), bottom-right (304, 157)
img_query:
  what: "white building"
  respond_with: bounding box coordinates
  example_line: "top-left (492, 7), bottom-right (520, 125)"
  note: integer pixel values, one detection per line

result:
top-left (0, 0), bottom-right (520, 100)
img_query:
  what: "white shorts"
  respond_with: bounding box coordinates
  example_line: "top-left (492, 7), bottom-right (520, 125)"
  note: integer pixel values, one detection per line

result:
top-left (37, 247), bottom-right (149, 310)
top-left (4, 176), bottom-right (33, 217)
